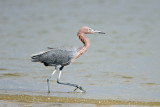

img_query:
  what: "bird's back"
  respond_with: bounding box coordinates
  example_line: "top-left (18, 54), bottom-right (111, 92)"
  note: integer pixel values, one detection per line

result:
top-left (31, 47), bottom-right (78, 66)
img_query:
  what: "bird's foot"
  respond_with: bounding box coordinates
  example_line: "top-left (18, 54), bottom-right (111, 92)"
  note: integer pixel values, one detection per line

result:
top-left (48, 90), bottom-right (50, 93)
top-left (47, 79), bottom-right (51, 93)
top-left (74, 86), bottom-right (86, 93)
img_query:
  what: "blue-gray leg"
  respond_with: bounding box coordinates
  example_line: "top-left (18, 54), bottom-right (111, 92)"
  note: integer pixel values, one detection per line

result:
top-left (47, 69), bottom-right (57, 93)
top-left (57, 66), bottom-right (86, 92)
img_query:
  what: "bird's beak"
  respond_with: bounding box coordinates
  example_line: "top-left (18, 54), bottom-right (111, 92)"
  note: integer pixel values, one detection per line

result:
top-left (93, 30), bottom-right (106, 34)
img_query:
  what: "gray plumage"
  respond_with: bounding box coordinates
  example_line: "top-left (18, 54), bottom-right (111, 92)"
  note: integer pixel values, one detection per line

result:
top-left (31, 46), bottom-right (78, 66)
top-left (31, 26), bottom-right (105, 93)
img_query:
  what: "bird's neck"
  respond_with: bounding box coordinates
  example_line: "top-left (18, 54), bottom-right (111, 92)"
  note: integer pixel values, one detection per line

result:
top-left (78, 33), bottom-right (90, 50)
top-left (73, 33), bottom-right (90, 61)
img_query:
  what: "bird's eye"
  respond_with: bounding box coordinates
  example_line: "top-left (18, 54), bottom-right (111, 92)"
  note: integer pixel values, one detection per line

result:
top-left (88, 28), bottom-right (91, 32)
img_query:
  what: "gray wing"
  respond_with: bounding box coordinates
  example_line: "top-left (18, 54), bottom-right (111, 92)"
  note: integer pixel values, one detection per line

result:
top-left (39, 47), bottom-right (77, 66)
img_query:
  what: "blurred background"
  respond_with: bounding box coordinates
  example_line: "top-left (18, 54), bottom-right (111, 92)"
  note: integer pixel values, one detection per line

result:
top-left (0, 0), bottom-right (160, 106)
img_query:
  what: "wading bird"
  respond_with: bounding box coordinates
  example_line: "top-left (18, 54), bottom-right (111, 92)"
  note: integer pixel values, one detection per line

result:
top-left (31, 26), bottom-right (105, 93)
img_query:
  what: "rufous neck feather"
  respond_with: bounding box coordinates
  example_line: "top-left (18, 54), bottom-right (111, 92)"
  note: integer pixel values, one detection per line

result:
top-left (74, 33), bottom-right (90, 60)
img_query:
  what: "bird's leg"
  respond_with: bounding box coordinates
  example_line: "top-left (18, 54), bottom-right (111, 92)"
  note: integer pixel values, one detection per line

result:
top-left (47, 67), bottom-right (57, 93)
top-left (57, 66), bottom-right (86, 93)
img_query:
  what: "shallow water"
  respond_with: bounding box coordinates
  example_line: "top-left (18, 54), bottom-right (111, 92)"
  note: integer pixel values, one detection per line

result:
top-left (0, 0), bottom-right (160, 106)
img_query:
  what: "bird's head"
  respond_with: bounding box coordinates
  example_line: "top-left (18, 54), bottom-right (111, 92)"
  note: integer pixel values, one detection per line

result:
top-left (78, 26), bottom-right (105, 34)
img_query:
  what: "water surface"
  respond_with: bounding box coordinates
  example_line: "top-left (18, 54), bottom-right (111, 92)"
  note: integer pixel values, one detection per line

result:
top-left (0, 0), bottom-right (160, 106)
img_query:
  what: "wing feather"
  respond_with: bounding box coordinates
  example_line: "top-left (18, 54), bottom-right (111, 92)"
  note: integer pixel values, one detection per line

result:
top-left (36, 47), bottom-right (78, 66)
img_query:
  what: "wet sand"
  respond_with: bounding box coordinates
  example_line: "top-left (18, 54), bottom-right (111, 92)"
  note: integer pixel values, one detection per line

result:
top-left (0, 93), bottom-right (160, 106)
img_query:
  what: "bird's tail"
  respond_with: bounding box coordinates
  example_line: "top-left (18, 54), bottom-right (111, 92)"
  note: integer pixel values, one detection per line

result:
top-left (31, 50), bottom-right (49, 62)
top-left (31, 54), bottom-right (41, 62)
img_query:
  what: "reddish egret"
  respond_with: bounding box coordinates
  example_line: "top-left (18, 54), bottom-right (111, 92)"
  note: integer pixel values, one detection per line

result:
top-left (31, 26), bottom-right (105, 93)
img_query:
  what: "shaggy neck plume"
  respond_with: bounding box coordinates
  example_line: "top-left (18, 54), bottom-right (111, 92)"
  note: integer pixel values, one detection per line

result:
top-left (73, 33), bottom-right (90, 61)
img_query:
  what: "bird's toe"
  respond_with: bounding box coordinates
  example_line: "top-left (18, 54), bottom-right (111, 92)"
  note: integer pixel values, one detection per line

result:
top-left (74, 86), bottom-right (86, 93)
top-left (79, 86), bottom-right (86, 93)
